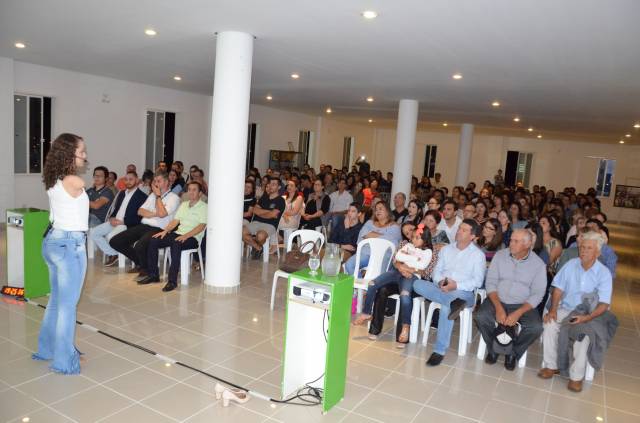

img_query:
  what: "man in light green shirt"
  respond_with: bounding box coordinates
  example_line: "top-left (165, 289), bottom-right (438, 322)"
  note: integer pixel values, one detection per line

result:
top-left (140, 181), bottom-right (207, 292)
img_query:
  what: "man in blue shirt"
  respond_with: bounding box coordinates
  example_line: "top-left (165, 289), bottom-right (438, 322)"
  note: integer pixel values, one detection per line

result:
top-left (413, 219), bottom-right (486, 366)
top-left (539, 232), bottom-right (612, 393)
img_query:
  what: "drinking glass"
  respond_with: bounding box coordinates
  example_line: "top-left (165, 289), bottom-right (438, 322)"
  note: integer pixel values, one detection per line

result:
top-left (308, 252), bottom-right (321, 276)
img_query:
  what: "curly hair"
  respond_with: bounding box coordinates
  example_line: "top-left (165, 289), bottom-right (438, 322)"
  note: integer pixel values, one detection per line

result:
top-left (42, 133), bottom-right (83, 189)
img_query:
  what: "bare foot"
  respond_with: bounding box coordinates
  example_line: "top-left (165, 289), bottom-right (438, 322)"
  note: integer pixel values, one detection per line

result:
top-left (353, 314), bottom-right (372, 325)
top-left (397, 324), bottom-right (410, 347)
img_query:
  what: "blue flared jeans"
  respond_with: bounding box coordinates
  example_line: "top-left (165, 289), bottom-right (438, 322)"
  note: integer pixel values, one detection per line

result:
top-left (32, 229), bottom-right (87, 374)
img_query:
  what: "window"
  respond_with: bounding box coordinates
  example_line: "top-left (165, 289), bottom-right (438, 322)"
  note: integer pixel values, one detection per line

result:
top-left (246, 123), bottom-right (257, 171)
top-left (423, 145), bottom-right (437, 178)
top-left (342, 136), bottom-right (355, 169)
top-left (595, 159), bottom-right (615, 197)
top-left (14, 94), bottom-right (52, 174)
top-left (504, 151), bottom-right (533, 188)
top-left (298, 130), bottom-right (311, 167)
top-left (145, 110), bottom-right (175, 170)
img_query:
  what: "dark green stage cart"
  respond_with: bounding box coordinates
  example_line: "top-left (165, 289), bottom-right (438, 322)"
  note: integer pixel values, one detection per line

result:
top-left (281, 269), bottom-right (353, 413)
top-left (6, 208), bottom-right (50, 298)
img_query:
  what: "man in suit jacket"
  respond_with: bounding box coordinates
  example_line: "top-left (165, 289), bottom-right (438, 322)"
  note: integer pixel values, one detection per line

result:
top-left (89, 171), bottom-right (148, 266)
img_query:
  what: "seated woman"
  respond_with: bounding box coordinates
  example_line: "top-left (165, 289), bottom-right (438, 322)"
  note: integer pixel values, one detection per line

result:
top-left (141, 181), bottom-right (207, 292)
top-left (168, 169), bottom-right (184, 195)
top-left (422, 209), bottom-right (450, 246)
top-left (328, 202), bottom-right (363, 261)
top-left (498, 209), bottom-right (512, 247)
top-left (277, 179), bottom-right (304, 239)
top-left (477, 218), bottom-right (504, 263)
top-left (540, 215), bottom-right (563, 273)
top-left (300, 179), bottom-right (330, 230)
top-left (400, 199), bottom-right (424, 226)
top-left (354, 225), bottom-right (433, 347)
top-left (474, 201), bottom-right (489, 225)
top-left (344, 201), bottom-right (402, 275)
top-left (565, 213), bottom-right (586, 247)
top-left (509, 202), bottom-right (528, 229)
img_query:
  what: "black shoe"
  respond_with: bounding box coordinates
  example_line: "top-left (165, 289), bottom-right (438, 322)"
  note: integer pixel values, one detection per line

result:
top-left (485, 352), bottom-right (498, 365)
top-left (448, 299), bottom-right (467, 320)
top-left (126, 265), bottom-right (141, 274)
top-left (162, 282), bottom-right (177, 292)
top-left (426, 352), bottom-right (444, 367)
top-left (251, 248), bottom-right (263, 260)
top-left (137, 276), bottom-right (160, 285)
top-left (135, 272), bottom-right (152, 282)
top-left (504, 354), bottom-right (517, 371)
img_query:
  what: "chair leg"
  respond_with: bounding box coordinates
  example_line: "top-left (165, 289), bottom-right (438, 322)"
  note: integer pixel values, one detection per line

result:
top-left (270, 273), bottom-right (281, 311)
top-left (422, 303), bottom-right (439, 346)
top-left (393, 297), bottom-right (401, 327)
top-left (409, 298), bottom-right (422, 343)
top-left (118, 254), bottom-right (126, 269)
top-left (458, 309), bottom-right (470, 356)
top-left (477, 336), bottom-right (487, 360)
top-left (87, 237), bottom-right (95, 259)
top-left (518, 350), bottom-right (528, 368)
top-left (180, 251), bottom-right (190, 285)
top-left (263, 236), bottom-right (270, 263)
top-left (356, 289), bottom-right (364, 314)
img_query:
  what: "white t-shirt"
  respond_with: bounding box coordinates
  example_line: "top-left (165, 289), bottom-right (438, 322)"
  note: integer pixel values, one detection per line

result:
top-left (395, 244), bottom-right (433, 270)
top-left (329, 190), bottom-right (354, 213)
top-left (140, 191), bottom-right (180, 229)
top-left (437, 215), bottom-right (462, 245)
top-left (115, 188), bottom-right (136, 221)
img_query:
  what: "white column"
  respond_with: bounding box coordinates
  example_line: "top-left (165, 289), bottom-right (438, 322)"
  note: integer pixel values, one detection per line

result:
top-left (455, 123), bottom-right (474, 187)
top-left (205, 31), bottom-right (254, 292)
top-left (0, 58), bottom-right (15, 217)
top-left (391, 99), bottom-right (419, 202)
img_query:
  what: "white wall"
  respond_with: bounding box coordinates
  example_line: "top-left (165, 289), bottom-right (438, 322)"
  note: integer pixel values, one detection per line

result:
top-left (0, 58), bottom-right (15, 218)
top-left (3, 58), bottom-right (638, 223)
top-left (10, 60), bottom-right (212, 209)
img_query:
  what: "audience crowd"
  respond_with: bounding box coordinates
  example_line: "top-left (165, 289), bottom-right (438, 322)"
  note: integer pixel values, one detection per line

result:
top-left (86, 158), bottom-right (618, 393)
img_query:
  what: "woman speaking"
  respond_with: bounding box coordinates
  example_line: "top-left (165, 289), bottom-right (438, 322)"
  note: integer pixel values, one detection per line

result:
top-left (32, 133), bottom-right (89, 374)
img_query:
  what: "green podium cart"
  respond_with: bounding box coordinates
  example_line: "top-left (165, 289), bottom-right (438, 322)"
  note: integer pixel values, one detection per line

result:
top-left (281, 269), bottom-right (353, 413)
top-left (6, 208), bottom-right (50, 298)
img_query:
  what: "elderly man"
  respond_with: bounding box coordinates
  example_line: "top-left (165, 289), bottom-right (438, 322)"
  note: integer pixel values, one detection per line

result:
top-left (392, 192), bottom-right (408, 222)
top-left (474, 229), bottom-right (547, 370)
top-left (538, 231), bottom-right (613, 392)
top-left (413, 219), bottom-right (486, 366)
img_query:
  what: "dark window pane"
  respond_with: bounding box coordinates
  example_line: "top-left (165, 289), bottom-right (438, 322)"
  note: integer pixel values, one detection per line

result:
top-left (145, 112), bottom-right (155, 170)
top-left (163, 112), bottom-right (175, 164)
top-left (43, 97), bottom-right (52, 166)
top-left (29, 97), bottom-right (42, 173)
top-left (14, 95), bottom-right (27, 173)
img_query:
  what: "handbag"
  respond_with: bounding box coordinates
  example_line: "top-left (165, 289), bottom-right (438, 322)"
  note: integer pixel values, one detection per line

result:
top-left (279, 239), bottom-right (321, 273)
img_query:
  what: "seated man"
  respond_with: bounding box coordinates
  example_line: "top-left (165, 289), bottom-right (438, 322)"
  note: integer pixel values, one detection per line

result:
top-left (116, 164), bottom-right (136, 191)
top-left (86, 166), bottom-right (115, 227)
top-left (474, 229), bottom-right (547, 370)
top-left (139, 181), bottom-right (207, 292)
top-left (242, 176), bottom-right (285, 259)
top-left (110, 170), bottom-right (180, 276)
top-left (327, 178), bottom-right (354, 229)
top-left (538, 231), bottom-right (614, 393)
top-left (391, 192), bottom-right (408, 222)
top-left (413, 219), bottom-right (486, 366)
top-left (89, 171), bottom-right (147, 266)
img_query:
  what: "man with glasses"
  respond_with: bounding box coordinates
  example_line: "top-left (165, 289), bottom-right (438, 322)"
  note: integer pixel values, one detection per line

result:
top-left (474, 229), bottom-right (547, 370)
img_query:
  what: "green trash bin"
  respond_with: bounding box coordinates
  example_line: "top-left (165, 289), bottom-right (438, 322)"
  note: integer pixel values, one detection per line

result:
top-left (6, 208), bottom-right (50, 299)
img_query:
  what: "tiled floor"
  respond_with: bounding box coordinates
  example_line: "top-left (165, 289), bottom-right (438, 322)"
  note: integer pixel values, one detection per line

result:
top-left (0, 223), bottom-right (639, 422)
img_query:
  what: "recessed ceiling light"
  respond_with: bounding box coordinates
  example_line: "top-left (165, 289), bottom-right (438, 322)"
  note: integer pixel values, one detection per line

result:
top-left (165, 362), bottom-right (171, 367)
top-left (368, 118), bottom-right (374, 123)
top-left (366, 96), bottom-right (374, 102)
top-left (619, 140), bottom-right (625, 144)
top-left (144, 28), bottom-right (157, 36)
top-left (15, 42), bottom-right (26, 49)
top-left (513, 116), bottom-right (520, 122)
top-left (537, 134), bottom-right (542, 139)
top-left (290, 73), bottom-right (300, 79)
top-left (634, 123), bottom-right (640, 129)
top-left (452, 73), bottom-right (463, 80)
top-left (624, 133), bottom-right (631, 137)
top-left (442, 122), bottom-right (448, 127)
top-left (173, 75), bottom-right (182, 81)
top-left (325, 107), bottom-right (332, 114)
top-left (265, 95), bottom-right (273, 101)
top-left (21, 418), bottom-right (30, 423)
top-left (491, 101), bottom-right (501, 107)
top-left (252, 317), bottom-right (259, 322)
top-left (527, 127), bottom-right (534, 132)
top-left (362, 10), bottom-right (378, 19)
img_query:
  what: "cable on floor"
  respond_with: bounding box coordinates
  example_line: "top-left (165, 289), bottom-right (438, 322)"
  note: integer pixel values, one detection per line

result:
top-left (21, 298), bottom-right (322, 406)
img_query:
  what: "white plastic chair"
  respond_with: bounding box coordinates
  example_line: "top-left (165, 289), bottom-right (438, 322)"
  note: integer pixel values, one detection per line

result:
top-left (87, 237), bottom-right (96, 259)
top-left (270, 229), bottom-right (325, 310)
top-left (477, 335), bottom-right (528, 368)
top-left (410, 297), bottom-right (427, 343)
top-left (351, 238), bottom-right (396, 314)
top-left (246, 235), bottom-right (281, 263)
top-left (162, 243), bottom-right (205, 285)
top-left (421, 299), bottom-right (474, 356)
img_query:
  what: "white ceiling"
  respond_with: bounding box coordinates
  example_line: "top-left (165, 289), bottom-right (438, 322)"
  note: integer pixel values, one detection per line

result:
top-left (1, 0), bottom-right (639, 143)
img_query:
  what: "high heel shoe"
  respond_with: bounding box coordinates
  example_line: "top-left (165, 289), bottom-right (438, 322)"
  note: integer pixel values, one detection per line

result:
top-left (214, 383), bottom-right (225, 400)
top-left (222, 388), bottom-right (250, 407)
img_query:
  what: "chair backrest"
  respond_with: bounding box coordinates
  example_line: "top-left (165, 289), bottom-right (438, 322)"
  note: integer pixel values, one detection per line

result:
top-left (353, 238), bottom-right (396, 280)
top-left (286, 229), bottom-right (325, 253)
